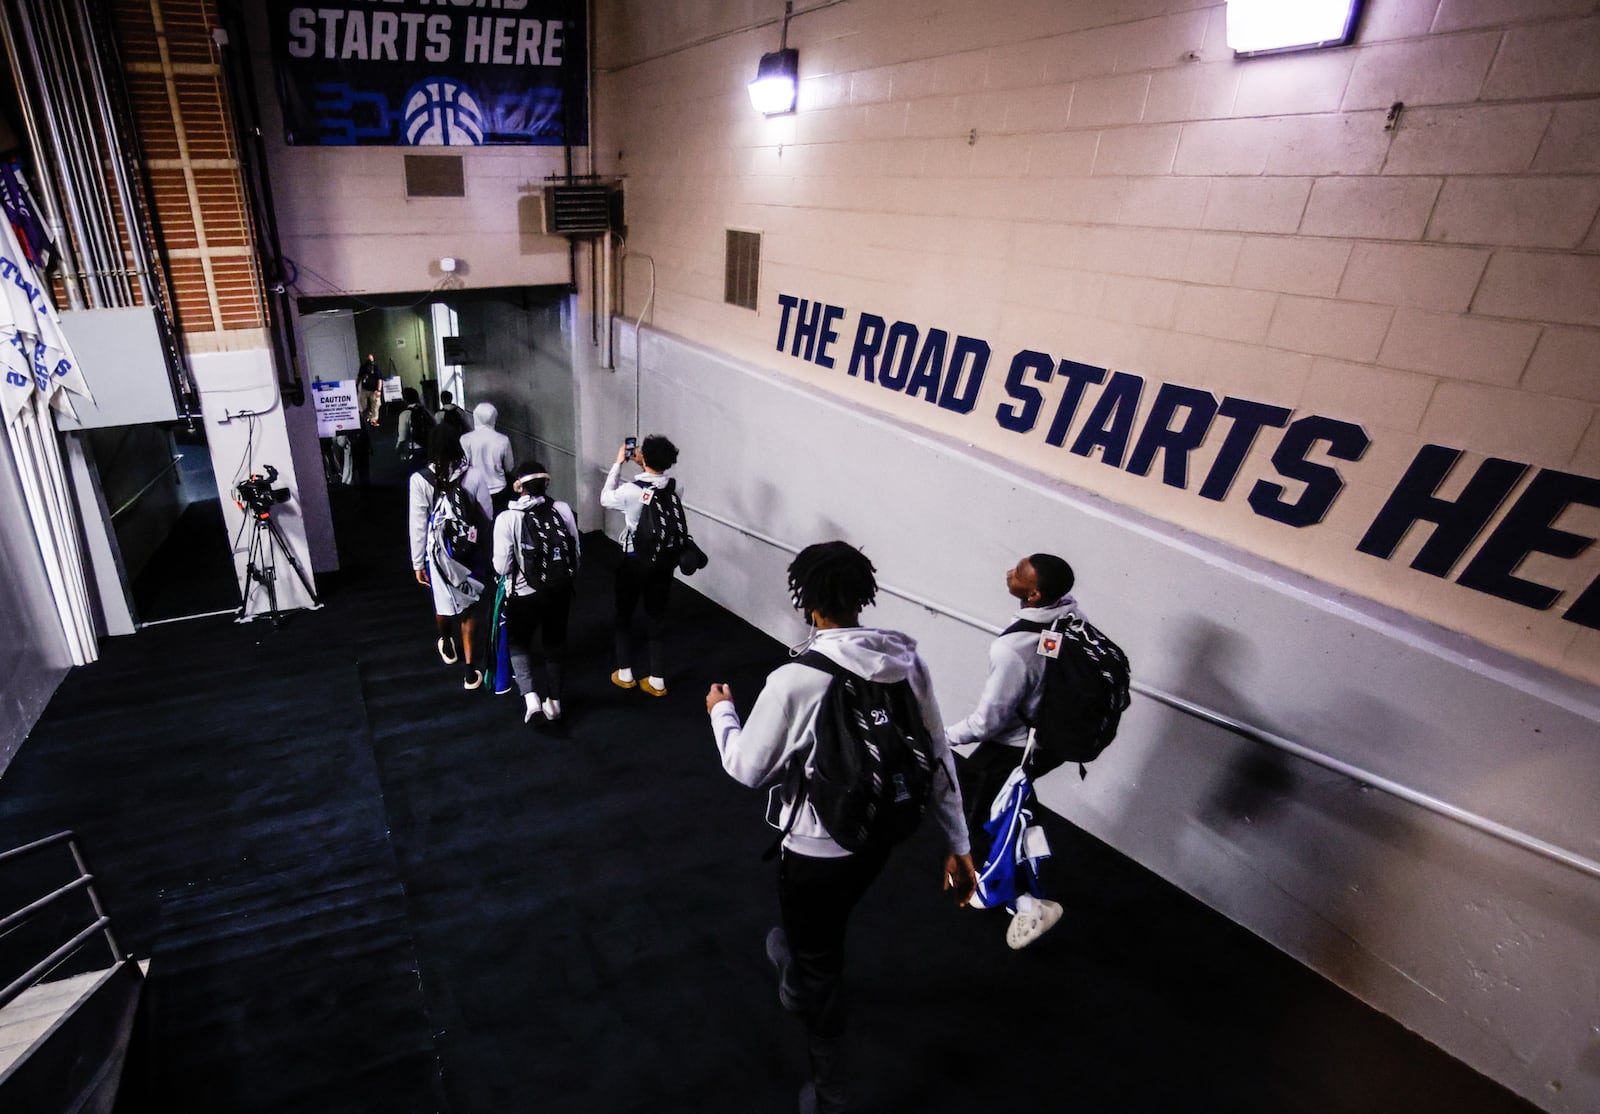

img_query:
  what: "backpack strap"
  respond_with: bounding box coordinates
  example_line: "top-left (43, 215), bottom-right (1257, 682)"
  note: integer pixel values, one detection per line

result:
top-left (760, 650), bottom-right (850, 861)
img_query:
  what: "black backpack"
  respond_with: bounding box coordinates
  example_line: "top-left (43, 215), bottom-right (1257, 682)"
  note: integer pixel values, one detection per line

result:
top-left (631, 477), bottom-right (688, 567)
top-left (439, 405), bottom-right (470, 436)
top-left (514, 499), bottom-right (576, 589)
top-left (768, 652), bottom-right (937, 856)
top-left (1005, 615), bottom-right (1131, 779)
top-left (422, 469), bottom-right (482, 571)
top-left (408, 404), bottom-right (436, 449)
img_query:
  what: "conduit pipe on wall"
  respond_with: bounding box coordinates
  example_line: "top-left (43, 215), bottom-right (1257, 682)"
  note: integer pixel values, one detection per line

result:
top-left (674, 492), bottom-right (1600, 887)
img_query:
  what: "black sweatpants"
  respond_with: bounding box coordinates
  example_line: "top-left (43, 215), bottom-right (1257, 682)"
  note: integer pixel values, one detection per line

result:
top-left (506, 585), bottom-right (573, 699)
top-left (613, 556), bottom-right (674, 677)
top-left (776, 844), bottom-right (892, 1040)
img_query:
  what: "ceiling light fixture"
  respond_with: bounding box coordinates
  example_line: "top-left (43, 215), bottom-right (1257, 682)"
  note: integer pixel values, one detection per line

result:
top-left (748, 2), bottom-right (798, 116)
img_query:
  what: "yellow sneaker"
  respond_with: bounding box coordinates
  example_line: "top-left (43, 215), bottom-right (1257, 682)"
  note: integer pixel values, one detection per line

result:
top-left (639, 677), bottom-right (668, 697)
top-left (610, 670), bottom-right (637, 689)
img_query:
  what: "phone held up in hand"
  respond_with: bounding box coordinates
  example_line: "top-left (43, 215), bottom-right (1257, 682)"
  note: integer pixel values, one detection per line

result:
top-left (624, 436), bottom-right (637, 461)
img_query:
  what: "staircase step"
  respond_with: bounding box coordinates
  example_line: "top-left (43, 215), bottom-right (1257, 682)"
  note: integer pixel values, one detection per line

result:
top-left (0, 969), bottom-right (113, 1079)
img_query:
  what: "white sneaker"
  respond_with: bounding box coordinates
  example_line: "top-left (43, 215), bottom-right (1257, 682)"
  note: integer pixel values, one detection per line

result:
top-left (524, 693), bottom-right (543, 723)
top-left (437, 637), bottom-right (458, 664)
top-left (541, 697), bottom-right (561, 722)
top-left (1006, 899), bottom-right (1063, 950)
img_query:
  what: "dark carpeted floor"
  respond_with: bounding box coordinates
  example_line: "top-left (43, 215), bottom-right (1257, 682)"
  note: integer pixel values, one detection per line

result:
top-left (0, 434), bottom-right (1540, 1114)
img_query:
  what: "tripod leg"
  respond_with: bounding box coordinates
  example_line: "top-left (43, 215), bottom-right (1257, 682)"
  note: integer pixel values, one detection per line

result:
top-left (265, 515), bottom-right (321, 606)
top-left (259, 517), bottom-right (282, 627)
top-left (237, 514), bottom-right (264, 622)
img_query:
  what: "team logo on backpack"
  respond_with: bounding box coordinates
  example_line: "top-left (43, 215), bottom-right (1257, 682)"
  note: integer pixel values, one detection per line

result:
top-left (424, 470), bottom-right (481, 591)
top-left (515, 500), bottom-right (576, 588)
top-left (765, 652), bottom-right (939, 856)
top-left (1006, 614), bottom-right (1131, 779)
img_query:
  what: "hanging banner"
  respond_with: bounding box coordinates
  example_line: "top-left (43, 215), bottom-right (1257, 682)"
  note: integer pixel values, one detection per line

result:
top-left (0, 218), bottom-right (91, 425)
top-left (268, 1), bottom-right (587, 147)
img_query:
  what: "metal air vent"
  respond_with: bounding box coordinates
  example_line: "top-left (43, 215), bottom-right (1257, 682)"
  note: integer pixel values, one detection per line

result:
top-left (541, 184), bottom-right (613, 236)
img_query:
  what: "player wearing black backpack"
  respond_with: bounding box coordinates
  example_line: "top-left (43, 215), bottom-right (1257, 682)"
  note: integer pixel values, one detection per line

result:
top-left (492, 461), bottom-right (579, 723)
top-left (945, 553), bottom-right (1125, 950)
top-left (706, 541), bottom-right (975, 1114)
top-left (600, 433), bottom-right (683, 696)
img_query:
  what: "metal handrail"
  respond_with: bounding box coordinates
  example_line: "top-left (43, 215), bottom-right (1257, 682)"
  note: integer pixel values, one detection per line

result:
top-left (674, 496), bottom-right (1600, 885)
top-left (109, 453), bottom-right (184, 520)
top-left (493, 421), bottom-right (577, 459)
top-left (0, 830), bottom-right (125, 1014)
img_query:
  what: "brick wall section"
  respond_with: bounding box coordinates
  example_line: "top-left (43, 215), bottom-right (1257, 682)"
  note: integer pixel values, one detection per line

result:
top-left (594, 0), bottom-right (1600, 683)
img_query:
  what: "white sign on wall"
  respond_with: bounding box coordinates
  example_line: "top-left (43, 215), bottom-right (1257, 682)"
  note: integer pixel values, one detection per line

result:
top-left (312, 377), bottom-right (360, 436)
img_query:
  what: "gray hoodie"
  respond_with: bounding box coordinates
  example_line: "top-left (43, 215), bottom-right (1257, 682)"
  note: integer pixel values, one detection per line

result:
top-left (710, 626), bottom-right (970, 859)
top-left (460, 403), bottom-right (515, 493)
top-left (946, 596), bottom-right (1083, 749)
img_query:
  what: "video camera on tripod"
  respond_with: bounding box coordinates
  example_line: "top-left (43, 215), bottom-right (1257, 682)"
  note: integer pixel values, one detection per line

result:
top-left (231, 462), bottom-right (319, 625)
top-left (234, 464), bottom-right (290, 517)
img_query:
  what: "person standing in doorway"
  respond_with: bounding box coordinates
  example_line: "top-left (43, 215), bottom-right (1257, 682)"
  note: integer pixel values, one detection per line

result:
top-left (357, 353), bottom-right (382, 426)
top-left (601, 434), bottom-right (682, 697)
top-left (409, 425), bottom-right (494, 689)
top-left (461, 402), bottom-right (516, 515)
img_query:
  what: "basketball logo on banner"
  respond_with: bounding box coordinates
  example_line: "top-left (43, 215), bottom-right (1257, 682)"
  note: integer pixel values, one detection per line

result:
top-left (403, 79), bottom-right (485, 146)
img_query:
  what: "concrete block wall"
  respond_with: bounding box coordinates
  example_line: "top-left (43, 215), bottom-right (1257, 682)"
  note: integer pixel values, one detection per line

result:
top-left (592, 0), bottom-right (1600, 685)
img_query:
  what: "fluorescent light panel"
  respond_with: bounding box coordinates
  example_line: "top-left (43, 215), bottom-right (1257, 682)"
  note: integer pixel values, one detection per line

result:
top-left (1226, 0), bottom-right (1362, 56)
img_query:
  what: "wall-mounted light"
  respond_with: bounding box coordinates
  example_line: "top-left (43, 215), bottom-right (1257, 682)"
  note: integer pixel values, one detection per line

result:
top-left (748, 1), bottom-right (797, 116)
top-left (1226, 0), bottom-right (1364, 57)
top-left (748, 47), bottom-right (799, 115)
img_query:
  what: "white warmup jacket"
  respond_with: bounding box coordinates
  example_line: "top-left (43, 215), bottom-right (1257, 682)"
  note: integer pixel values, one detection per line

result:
top-left (492, 493), bottom-right (580, 596)
top-left (407, 462), bottom-right (493, 615)
top-left (599, 463), bottom-right (674, 553)
top-left (945, 596), bottom-right (1082, 750)
top-left (710, 627), bottom-right (971, 860)
top-left (460, 403), bottom-right (515, 494)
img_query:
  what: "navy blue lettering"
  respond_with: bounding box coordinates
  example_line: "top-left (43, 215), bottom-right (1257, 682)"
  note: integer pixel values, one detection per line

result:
top-left (1125, 384), bottom-right (1219, 489)
top-left (937, 336), bottom-right (990, 415)
top-left (775, 293), bottom-right (799, 353)
top-left (878, 321), bottom-right (919, 391)
top-left (1043, 360), bottom-right (1107, 447)
top-left (815, 304), bottom-right (846, 368)
top-left (1198, 397), bottom-right (1292, 502)
top-left (1069, 372), bottom-right (1143, 467)
top-left (1457, 469), bottom-right (1600, 614)
top-left (994, 350), bottom-right (1053, 433)
top-left (1356, 445), bottom-right (1528, 575)
top-left (1564, 575), bottom-right (1600, 629)
top-left (847, 314), bottom-right (886, 382)
top-left (1248, 415), bottom-right (1368, 527)
top-left (790, 299), bottom-right (824, 360)
top-left (906, 329), bottom-right (947, 403)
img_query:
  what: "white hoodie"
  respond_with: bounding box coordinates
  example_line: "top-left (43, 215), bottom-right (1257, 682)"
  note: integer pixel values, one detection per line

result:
top-left (460, 403), bottom-right (515, 494)
top-left (710, 626), bottom-right (971, 860)
top-left (945, 596), bottom-right (1083, 750)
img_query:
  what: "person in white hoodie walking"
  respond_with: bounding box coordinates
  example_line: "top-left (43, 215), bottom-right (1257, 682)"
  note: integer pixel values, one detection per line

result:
top-left (491, 460), bottom-right (580, 723)
top-left (461, 401), bottom-right (516, 515)
top-left (945, 552), bottom-right (1079, 950)
top-left (706, 541), bottom-right (975, 1114)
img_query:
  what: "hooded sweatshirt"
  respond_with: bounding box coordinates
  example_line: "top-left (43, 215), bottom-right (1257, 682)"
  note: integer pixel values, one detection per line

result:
top-left (710, 627), bottom-right (970, 860)
top-left (460, 403), bottom-right (515, 494)
top-left (493, 492), bottom-right (580, 595)
top-left (945, 596), bottom-right (1083, 749)
top-left (600, 462), bottom-right (674, 553)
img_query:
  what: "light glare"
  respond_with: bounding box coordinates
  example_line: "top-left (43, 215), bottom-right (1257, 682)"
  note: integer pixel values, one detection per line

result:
top-left (1226, 0), bottom-right (1360, 55)
top-left (748, 75), bottom-right (797, 115)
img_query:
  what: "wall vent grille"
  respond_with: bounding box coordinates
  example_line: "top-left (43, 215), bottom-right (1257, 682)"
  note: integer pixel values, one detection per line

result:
top-left (404, 155), bottom-right (465, 198)
top-left (724, 230), bottom-right (760, 310)
top-left (541, 185), bottom-right (612, 235)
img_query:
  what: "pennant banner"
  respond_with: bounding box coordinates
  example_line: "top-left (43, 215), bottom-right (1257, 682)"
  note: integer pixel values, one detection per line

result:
top-left (0, 218), bottom-right (91, 425)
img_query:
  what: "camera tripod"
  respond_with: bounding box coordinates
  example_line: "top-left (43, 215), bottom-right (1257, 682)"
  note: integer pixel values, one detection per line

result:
top-left (235, 508), bottom-right (320, 627)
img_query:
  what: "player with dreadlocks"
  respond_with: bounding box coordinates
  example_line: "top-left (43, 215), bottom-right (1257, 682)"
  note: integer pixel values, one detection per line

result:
top-left (706, 540), bottom-right (975, 1114)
